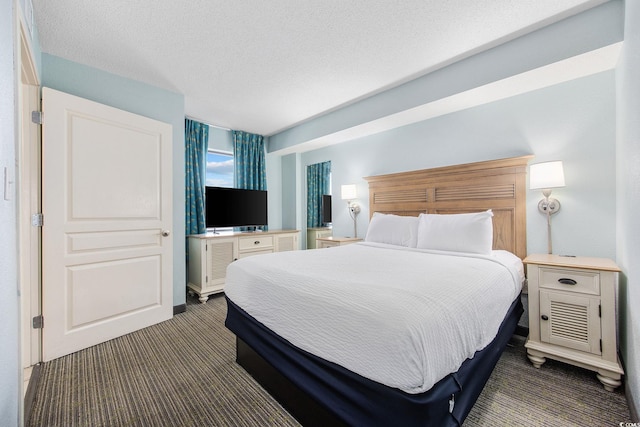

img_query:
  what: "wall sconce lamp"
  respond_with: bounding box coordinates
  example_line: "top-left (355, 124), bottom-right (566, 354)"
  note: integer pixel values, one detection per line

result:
top-left (341, 184), bottom-right (361, 237)
top-left (529, 161), bottom-right (565, 254)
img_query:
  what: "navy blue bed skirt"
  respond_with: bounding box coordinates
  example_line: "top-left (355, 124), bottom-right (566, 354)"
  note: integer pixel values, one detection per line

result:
top-left (225, 294), bottom-right (523, 426)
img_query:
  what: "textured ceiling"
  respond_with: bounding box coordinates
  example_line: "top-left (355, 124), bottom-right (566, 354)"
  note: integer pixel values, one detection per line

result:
top-left (33, 0), bottom-right (606, 136)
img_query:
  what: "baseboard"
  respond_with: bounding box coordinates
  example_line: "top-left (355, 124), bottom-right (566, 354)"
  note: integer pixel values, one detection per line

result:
top-left (173, 303), bottom-right (187, 315)
top-left (626, 381), bottom-right (639, 422)
top-left (24, 363), bottom-right (41, 426)
top-left (619, 351), bottom-right (638, 422)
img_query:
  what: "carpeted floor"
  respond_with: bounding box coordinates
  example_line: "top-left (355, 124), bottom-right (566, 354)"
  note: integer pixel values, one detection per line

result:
top-left (28, 293), bottom-right (630, 426)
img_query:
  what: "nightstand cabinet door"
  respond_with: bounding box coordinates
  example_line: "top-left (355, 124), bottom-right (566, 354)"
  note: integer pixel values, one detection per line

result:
top-left (539, 290), bottom-right (601, 355)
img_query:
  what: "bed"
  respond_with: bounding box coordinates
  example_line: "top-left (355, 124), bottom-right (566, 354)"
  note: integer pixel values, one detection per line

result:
top-left (224, 155), bottom-right (531, 426)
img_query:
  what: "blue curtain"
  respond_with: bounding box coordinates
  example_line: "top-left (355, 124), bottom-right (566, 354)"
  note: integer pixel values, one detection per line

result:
top-left (307, 161), bottom-right (331, 228)
top-left (232, 130), bottom-right (266, 191)
top-left (185, 119), bottom-right (209, 235)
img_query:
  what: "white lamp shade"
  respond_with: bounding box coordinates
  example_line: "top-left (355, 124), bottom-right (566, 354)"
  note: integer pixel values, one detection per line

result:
top-left (341, 184), bottom-right (357, 200)
top-left (529, 161), bottom-right (565, 190)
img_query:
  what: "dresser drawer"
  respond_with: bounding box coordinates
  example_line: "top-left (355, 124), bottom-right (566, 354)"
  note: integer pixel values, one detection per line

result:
top-left (539, 266), bottom-right (600, 295)
top-left (238, 235), bottom-right (274, 251)
top-left (237, 248), bottom-right (273, 259)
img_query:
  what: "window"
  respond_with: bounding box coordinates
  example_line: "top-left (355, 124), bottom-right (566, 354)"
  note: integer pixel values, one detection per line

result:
top-left (206, 150), bottom-right (234, 188)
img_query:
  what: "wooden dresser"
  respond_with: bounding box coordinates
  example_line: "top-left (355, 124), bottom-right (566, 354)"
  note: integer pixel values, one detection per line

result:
top-left (187, 230), bottom-right (299, 303)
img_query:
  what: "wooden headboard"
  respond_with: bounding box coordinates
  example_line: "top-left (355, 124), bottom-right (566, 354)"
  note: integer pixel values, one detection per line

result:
top-left (364, 156), bottom-right (532, 259)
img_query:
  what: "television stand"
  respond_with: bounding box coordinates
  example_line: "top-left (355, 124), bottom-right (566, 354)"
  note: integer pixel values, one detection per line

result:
top-left (186, 229), bottom-right (300, 303)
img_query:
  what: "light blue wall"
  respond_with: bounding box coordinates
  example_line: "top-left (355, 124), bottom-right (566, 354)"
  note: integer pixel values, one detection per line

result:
top-left (41, 54), bottom-right (187, 306)
top-left (266, 152), bottom-right (283, 230)
top-left (280, 153), bottom-right (301, 232)
top-left (617, 0), bottom-right (640, 418)
top-left (1, 1), bottom-right (20, 425)
top-left (300, 71), bottom-right (617, 259)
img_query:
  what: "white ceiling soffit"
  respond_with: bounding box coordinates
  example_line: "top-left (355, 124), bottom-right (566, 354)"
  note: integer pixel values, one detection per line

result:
top-left (271, 42), bottom-right (622, 156)
top-left (32, 0), bottom-right (608, 137)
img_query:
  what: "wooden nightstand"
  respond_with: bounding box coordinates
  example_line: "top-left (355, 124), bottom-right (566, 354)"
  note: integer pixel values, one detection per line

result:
top-left (307, 227), bottom-right (332, 249)
top-left (316, 236), bottom-right (362, 249)
top-left (524, 254), bottom-right (623, 391)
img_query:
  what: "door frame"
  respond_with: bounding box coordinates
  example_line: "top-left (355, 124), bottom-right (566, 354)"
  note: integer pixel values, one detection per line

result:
top-left (17, 0), bottom-right (42, 412)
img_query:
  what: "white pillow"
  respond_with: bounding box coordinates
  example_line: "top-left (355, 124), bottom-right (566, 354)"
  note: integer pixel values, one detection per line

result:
top-left (416, 210), bottom-right (494, 254)
top-left (364, 212), bottom-right (420, 247)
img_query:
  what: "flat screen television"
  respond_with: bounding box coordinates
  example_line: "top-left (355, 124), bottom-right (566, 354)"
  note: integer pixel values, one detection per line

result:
top-left (206, 186), bottom-right (268, 229)
top-left (322, 194), bottom-right (332, 224)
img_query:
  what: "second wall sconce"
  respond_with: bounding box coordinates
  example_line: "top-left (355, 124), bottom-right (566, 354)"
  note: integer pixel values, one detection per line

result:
top-left (341, 184), bottom-right (361, 237)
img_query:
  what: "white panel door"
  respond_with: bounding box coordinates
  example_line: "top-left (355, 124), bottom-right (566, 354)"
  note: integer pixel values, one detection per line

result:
top-left (41, 87), bottom-right (173, 361)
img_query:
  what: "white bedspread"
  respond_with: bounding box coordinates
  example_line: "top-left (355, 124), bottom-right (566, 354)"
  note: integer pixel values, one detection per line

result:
top-left (225, 242), bottom-right (523, 394)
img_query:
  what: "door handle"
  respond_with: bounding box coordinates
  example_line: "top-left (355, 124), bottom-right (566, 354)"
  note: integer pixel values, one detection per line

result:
top-left (162, 230), bottom-right (171, 237)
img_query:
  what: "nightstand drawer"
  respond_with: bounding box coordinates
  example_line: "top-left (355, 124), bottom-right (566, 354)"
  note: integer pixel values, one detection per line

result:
top-left (317, 240), bottom-right (339, 249)
top-left (539, 267), bottom-right (599, 295)
top-left (238, 235), bottom-right (274, 251)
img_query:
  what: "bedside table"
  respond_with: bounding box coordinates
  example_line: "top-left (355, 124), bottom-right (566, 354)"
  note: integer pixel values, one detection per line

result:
top-left (316, 236), bottom-right (363, 249)
top-left (524, 254), bottom-right (624, 391)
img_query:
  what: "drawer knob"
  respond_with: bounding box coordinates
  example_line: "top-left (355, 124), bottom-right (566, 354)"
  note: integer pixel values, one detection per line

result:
top-left (541, 315), bottom-right (549, 321)
top-left (254, 240), bottom-right (260, 245)
top-left (558, 278), bottom-right (577, 285)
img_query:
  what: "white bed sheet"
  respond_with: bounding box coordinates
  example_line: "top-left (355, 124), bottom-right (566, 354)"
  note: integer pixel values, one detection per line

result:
top-left (225, 242), bottom-right (523, 394)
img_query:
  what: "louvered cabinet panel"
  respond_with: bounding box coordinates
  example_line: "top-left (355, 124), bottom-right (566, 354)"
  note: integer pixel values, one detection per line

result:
top-left (539, 290), bottom-right (601, 354)
top-left (206, 238), bottom-right (238, 284)
top-left (275, 232), bottom-right (298, 252)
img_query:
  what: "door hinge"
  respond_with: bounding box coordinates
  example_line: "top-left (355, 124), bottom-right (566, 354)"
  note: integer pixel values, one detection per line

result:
top-left (205, 275), bottom-right (208, 283)
top-left (32, 315), bottom-right (44, 329)
top-left (599, 304), bottom-right (601, 317)
top-left (31, 213), bottom-right (43, 227)
top-left (600, 339), bottom-right (603, 353)
top-left (31, 111), bottom-right (43, 125)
